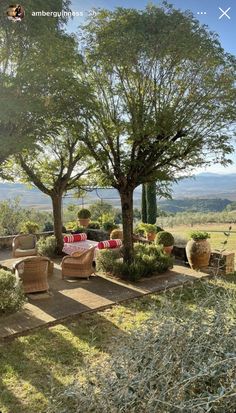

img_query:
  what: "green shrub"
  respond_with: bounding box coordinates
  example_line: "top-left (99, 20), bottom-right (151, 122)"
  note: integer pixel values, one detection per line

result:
top-left (65, 221), bottom-right (77, 231)
top-left (96, 249), bottom-right (122, 273)
top-left (133, 243), bottom-right (173, 276)
top-left (87, 221), bottom-right (101, 229)
top-left (43, 221), bottom-right (54, 232)
top-left (0, 269), bottom-right (26, 315)
top-left (20, 221), bottom-right (39, 234)
top-left (155, 231), bottom-right (174, 247)
top-left (37, 235), bottom-right (57, 258)
top-left (77, 208), bottom-right (91, 219)
top-left (65, 221), bottom-right (84, 233)
top-left (96, 243), bottom-right (173, 281)
top-left (102, 221), bottom-right (118, 233)
top-left (134, 223), bottom-right (145, 237)
top-left (113, 261), bottom-right (145, 282)
top-left (190, 230), bottom-right (210, 241)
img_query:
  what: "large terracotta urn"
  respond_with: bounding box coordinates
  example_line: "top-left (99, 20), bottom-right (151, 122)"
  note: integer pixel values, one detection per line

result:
top-left (186, 239), bottom-right (211, 270)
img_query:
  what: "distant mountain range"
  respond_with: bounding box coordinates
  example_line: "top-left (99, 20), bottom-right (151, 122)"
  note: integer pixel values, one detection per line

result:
top-left (0, 172), bottom-right (236, 211)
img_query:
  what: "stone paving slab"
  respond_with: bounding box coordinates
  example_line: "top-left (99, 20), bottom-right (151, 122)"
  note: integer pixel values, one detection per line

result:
top-left (0, 250), bottom-right (209, 341)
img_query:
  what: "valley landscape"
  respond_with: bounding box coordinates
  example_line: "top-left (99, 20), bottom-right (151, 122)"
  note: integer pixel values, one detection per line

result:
top-left (1, 172), bottom-right (236, 212)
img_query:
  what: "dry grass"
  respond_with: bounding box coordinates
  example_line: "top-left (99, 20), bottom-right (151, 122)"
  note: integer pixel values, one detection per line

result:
top-left (1, 276), bottom-right (236, 413)
top-left (166, 223), bottom-right (236, 254)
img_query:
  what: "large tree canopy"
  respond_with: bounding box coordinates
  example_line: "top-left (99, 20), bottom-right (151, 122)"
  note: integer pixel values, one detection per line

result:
top-left (78, 4), bottom-right (236, 262)
top-left (0, 0), bottom-right (72, 163)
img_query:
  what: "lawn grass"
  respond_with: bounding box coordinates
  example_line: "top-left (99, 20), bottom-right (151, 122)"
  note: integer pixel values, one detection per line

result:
top-left (166, 223), bottom-right (236, 253)
top-left (0, 275), bottom-right (236, 413)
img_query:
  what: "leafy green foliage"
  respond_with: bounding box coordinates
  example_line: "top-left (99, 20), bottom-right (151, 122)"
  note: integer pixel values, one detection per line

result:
top-left (141, 184), bottom-right (147, 223)
top-left (155, 231), bottom-right (174, 246)
top-left (20, 221), bottom-right (39, 234)
top-left (97, 243), bottom-right (173, 281)
top-left (96, 248), bottom-right (122, 273)
top-left (80, 4), bottom-right (236, 263)
top-left (89, 201), bottom-right (115, 221)
top-left (146, 182), bottom-right (157, 224)
top-left (47, 280), bottom-right (236, 413)
top-left (139, 223), bottom-right (157, 234)
top-left (0, 198), bottom-right (52, 236)
top-left (190, 231), bottom-right (210, 241)
top-left (0, 269), bottom-right (26, 315)
top-left (102, 221), bottom-right (118, 233)
top-left (36, 236), bottom-right (57, 258)
top-left (43, 221), bottom-right (54, 232)
top-left (87, 221), bottom-right (101, 229)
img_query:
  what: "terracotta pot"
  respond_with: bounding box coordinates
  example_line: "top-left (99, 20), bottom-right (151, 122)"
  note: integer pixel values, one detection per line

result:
top-left (163, 245), bottom-right (173, 255)
top-left (78, 218), bottom-right (90, 228)
top-left (186, 239), bottom-right (211, 270)
top-left (146, 232), bottom-right (156, 241)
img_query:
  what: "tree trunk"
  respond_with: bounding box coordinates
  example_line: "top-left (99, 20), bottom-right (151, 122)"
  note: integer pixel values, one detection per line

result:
top-left (146, 182), bottom-right (157, 224)
top-left (141, 184), bottom-right (147, 223)
top-left (120, 188), bottom-right (134, 264)
top-left (51, 194), bottom-right (64, 255)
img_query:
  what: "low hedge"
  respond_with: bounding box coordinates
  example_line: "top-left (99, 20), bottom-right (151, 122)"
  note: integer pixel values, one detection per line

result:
top-left (96, 243), bottom-right (173, 281)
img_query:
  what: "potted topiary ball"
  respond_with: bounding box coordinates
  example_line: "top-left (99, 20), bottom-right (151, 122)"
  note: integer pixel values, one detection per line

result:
top-left (77, 208), bottom-right (91, 228)
top-left (155, 231), bottom-right (174, 255)
top-left (186, 231), bottom-right (211, 270)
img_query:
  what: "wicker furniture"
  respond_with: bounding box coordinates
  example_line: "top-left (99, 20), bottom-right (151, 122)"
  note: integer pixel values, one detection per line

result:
top-left (13, 256), bottom-right (50, 293)
top-left (12, 234), bottom-right (37, 258)
top-left (61, 246), bottom-right (96, 279)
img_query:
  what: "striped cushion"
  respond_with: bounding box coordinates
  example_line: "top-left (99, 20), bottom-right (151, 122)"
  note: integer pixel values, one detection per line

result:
top-left (63, 233), bottom-right (87, 243)
top-left (97, 239), bottom-right (122, 249)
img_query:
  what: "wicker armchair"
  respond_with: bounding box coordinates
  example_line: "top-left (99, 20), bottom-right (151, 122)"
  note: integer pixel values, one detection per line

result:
top-left (12, 234), bottom-right (37, 258)
top-left (13, 256), bottom-right (50, 293)
top-left (61, 246), bottom-right (96, 279)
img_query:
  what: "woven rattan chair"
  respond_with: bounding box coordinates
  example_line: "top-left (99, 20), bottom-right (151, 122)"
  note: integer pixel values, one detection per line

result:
top-left (61, 246), bottom-right (96, 280)
top-left (13, 256), bottom-right (50, 293)
top-left (12, 234), bottom-right (37, 258)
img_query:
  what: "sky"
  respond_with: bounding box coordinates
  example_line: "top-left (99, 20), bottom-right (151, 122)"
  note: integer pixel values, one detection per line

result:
top-left (68, 0), bottom-right (236, 174)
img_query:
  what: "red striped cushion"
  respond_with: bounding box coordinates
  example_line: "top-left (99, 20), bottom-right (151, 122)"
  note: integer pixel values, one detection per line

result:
top-left (97, 239), bottom-right (122, 249)
top-left (63, 233), bottom-right (87, 243)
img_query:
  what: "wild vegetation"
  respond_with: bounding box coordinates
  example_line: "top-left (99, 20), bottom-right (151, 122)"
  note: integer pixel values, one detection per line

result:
top-left (0, 277), bottom-right (235, 413)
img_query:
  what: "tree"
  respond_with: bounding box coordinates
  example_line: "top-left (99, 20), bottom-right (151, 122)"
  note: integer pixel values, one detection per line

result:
top-left (0, 0), bottom-right (70, 164)
top-left (141, 185), bottom-right (147, 223)
top-left (146, 182), bottom-right (157, 225)
top-left (79, 5), bottom-right (236, 263)
top-left (1, 0), bottom-right (93, 252)
top-left (142, 182), bottom-right (157, 224)
top-left (7, 133), bottom-right (89, 253)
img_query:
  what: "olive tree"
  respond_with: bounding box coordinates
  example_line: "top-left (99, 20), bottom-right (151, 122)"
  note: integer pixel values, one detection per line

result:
top-left (78, 5), bottom-right (236, 263)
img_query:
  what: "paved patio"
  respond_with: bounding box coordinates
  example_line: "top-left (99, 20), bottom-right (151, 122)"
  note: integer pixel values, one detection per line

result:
top-left (0, 249), bottom-right (209, 341)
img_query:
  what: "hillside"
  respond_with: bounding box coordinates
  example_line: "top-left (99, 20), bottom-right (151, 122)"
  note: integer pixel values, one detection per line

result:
top-left (0, 173), bottom-right (236, 210)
